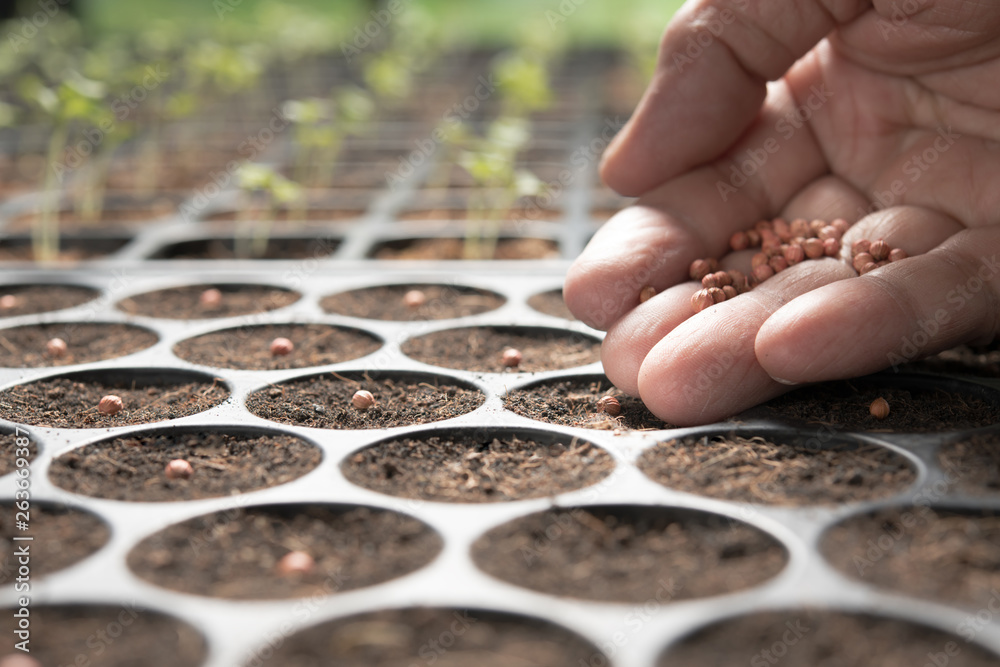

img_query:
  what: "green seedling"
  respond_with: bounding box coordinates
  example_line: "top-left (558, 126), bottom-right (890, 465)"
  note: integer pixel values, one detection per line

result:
top-left (235, 163), bottom-right (302, 258)
top-left (493, 52), bottom-right (554, 116)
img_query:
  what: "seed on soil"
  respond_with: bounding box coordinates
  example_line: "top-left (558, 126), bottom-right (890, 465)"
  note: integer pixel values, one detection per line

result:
top-left (0, 295), bottom-right (17, 310)
top-left (269, 337), bottom-right (294, 356)
top-left (597, 395), bottom-right (621, 417)
top-left (164, 459), bottom-right (194, 480)
top-left (198, 288), bottom-right (222, 309)
top-left (46, 338), bottom-right (68, 358)
top-left (351, 389), bottom-right (375, 410)
top-left (870, 397), bottom-right (890, 419)
top-left (276, 550), bottom-right (315, 576)
top-left (402, 289), bottom-right (427, 309)
top-left (501, 347), bottom-right (523, 368)
top-left (97, 395), bottom-right (124, 416)
top-left (639, 285), bottom-right (657, 303)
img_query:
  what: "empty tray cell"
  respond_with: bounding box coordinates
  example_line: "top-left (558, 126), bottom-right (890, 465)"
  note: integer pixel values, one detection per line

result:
top-left (247, 371), bottom-right (484, 429)
top-left (0, 322), bottom-right (159, 367)
top-left (822, 507), bottom-right (1000, 610)
top-left (0, 369), bottom-right (230, 428)
top-left (0, 604), bottom-right (206, 666)
top-left (0, 425), bottom-right (36, 477)
top-left (49, 426), bottom-right (322, 502)
top-left (117, 283), bottom-right (300, 319)
top-left (527, 288), bottom-right (575, 320)
top-left (402, 326), bottom-right (601, 373)
top-left (343, 427), bottom-right (614, 503)
top-left (0, 284), bottom-right (98, 317)
top-left (148, 236), bottom-right (341, 260)
top-left (320, 283), bottom-right (505, 321)
top-left (0, 502), bottom-right (109, 584)
top-left (472, 505), bottom-right (787, 603)
top-left (257, 607), bottom-right (605, 667)
top-left (128, 503), bottom-right (442, 600)
top-left (751, 375), bottom-right (1000, 432)
top-left (504, 374), bottom-right (670, 430)
top-left (938, 434), bottom-right (1000, 495)
top-left (0, 235), bottom-right (133, 261)
top-left (638, 431), bottom-right (917, 505)
top-left (174, 323), bottom-right (382, 370)
top-left (369, 237), bottom-right (560, 260)
top-left (658, 609), bottom-right (1000, 666)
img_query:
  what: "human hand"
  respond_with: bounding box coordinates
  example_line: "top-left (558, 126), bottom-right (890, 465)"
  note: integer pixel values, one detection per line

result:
top-left (565, 0), bottom-right (1000, 426)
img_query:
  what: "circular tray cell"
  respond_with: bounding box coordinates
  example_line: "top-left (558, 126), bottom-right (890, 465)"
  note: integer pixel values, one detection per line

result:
top-left (750, 376), bottom-right (1000, 432)
top-left (0, 235), bottom-right (133, 261)
top-left (320, 283), bottom-right (505, 321)
top-left (821, 507), bottom-right (1000, 609)
top-left (638, 431), bottom-right (916, 505)
top-left (938, 434), bottom-right (1000, 495)
top-left (174, 323), bottom-right (382, 370)
top-left (148, 236), bottom-right (341, 260)
top-left (0, 369), bottom-right (230, 428)
top-left (0, 604), bottom-right (206, 666)
top-left (0, 502), bottom-right (109, 585)
top-left (344, 428), bottom-right (614, 503)
top-left (0, 284), bottom-right (98, 317)
top-left (117, 283), bottom-right (300, 319)
top-left (0, 426), bottom-right (36, 477)
top-left (402, 326), bottom-right (601, 373)
top-left (504, 375), bottom-right (671, 430)
top-left (258, 607), bottom-right (604, 667)
top-left (658, 609), bottom-right (1000, 666)
top-left (370, 237), bottom-right (560, 260)
top-left (527, 288), bottom-right (575, 320)
top-left (472, 505), bottom-right (787, 603)
top-left (0, 322), bottom-right (158, 367)
top-left (247, 371), bottom-right (484, 429)
top-left (128, 504), bottom-right (442, 600)
top-left (49, 426), bottom-right (322, 502)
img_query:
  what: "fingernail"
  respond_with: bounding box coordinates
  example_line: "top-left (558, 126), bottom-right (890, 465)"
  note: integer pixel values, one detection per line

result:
top-left (771, 376), bottom-right (799, 386)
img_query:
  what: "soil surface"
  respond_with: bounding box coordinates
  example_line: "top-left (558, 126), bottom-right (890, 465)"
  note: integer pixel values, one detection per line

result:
top-left (527, 289), bottom-right (575, 320)
top-left (0, 323), bottom-right (158, 367)
top-left (659, 609), bottom-right (1000, 666)
top-left (902, 343), bottom-right (1000, 378)
top-left (174, 323), bottom-right (382, 370)
top-left (320, 283), bottom-right (505, 321)
top-left (504, 376), bottom-right (670, 430)
top-left (822, 507), bottom-right (1000, 609)
top-left (0, 503), bottom-right (109, 585)
top-left (0, 605), bottom-right (206, 666)
top-left (117, 283), bottom-right (300, 319)
top-left (261, 607), bottom-right (604, 667)
top-left (247, 373), bottom-right (484, 429)
top-left (402, 327), bottom-right (601, 373)
top-left (128, 504), bottom-right (442, 600)
top-left (938, 434), bottom-right (1000, 495)
top-left (205, 207), bottom-right (366, 222)
top-left (343, 431), bottom-right (614, 502)
top-left (0, 374), bottom-right (230, 428)
top-left (0, 284), bottom-right (98, 317)
top-left (49, 429), bottom-right (321, 502)
top-left (149, 236), bottom-right (342, 260)
top-left (472, 505), bottom-right (787, 603)
top-left (0, 236), bottom-right (132, 262)
top-left (371, 238), bottom-right (560, 260)
top-left (0, 431), bottom-right (36, 477)
top-left (752, 379), bottom-right (1000, 432)
top-left (638, 434), bottom-right (916, 505)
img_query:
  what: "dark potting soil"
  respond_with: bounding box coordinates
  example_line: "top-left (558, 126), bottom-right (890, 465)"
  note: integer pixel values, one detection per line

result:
top-left (117, 283), bottom-right (300, 319)
top-left (49, 430), bottom-right (321, 502)
top-left (173, 323), bottom-right (382, 370)
top-left (0, 503), bottom-right (109, 585)
top-left (149, 236), bottom-right (342, 260)
top-left (370, 238), bottom-right (560, 260)
top-left (247, 374), bottom-right (484, 429)
top-left (527, 289), bottom-right (575, 320)
top-left (471, 506), bottom-right (787, 603)
top-left (752, 380), bottom-right (1000, 432)
top-left (0, 323), bottom-right (158, 367)
top-left (658, 609), bottom-right (1000, 666)
top-left (821, 507), bottom-right (1000, 609)
top-left (0, 431), bottom-right (36, 477)
top-left (938, 434), bottom-right (1000, 495)
top-left (127, 505), bottom-right (442, 600)
top-left (0, 284), bottom-right (98, 317)
top-left (0, 236), bottom-right (133, 262)
top-left (6, 203), bottom-right (176, 231)
top-left (0, 376), bottom-right (230, 428)
top-left (504, 377), bottom-right (670, 430)
top-left (261, 607), bottom-right (604, 667)
top-left (638, 434), bottom-right (916, 505)
top-left (0, 605), bottom-right (206, 667)
top-left (343, 433), bottom-right (614, 503)
top-left (320, 283), bottom-right (505, 321)
top-left (401, 327), bottom-right (600, 373)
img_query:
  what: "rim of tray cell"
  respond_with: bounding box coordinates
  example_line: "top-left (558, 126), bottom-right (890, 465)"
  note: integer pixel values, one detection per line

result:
top-left (115, 282), bottom-right (301, 319)
top-left (319, 282), bottom-right (507, 321)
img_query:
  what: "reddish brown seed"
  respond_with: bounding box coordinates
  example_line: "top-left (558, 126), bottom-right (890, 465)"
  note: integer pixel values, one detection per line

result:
top-left (823, 238), bottom-right (841, 257)
top-left (729, 231), bottom-right (750, 251)
top-left (722, 285), bottom-right (738, 299)
top-left (726, 270), bottom-right (747, 290)
top-left (772, 218), bottom-right (791, 242)
top-left (0, 295), bottom-right (18, 310)
top-left (270, 337), bottom-right (294, 356)
top-left (745, 230), bottom-right (761, 247)
top-left (46, 337), bottom-right (68, 358)
top-left (877, 260), bottom-right (890, 267)
top-left (889, 248), bottom-right (908, 262)
top-left (199, 288), bottom-right (222, 308)
top-left (276, 550), bottom-right (315, 576)
top-left (351, 389), bottom-right (376, 409)
top-left (711, 271), bottom-right (732, 287)
top-left (639, 286), bottom-right (657, 303)
top-left (751, 252), bottom-right (769, 269)
top-left (691, 289), bottom-right (715, 313)
top-left (818, 225), bottom-right (841, 241)
top-left (754, 219), bottom-right (773, 233)
top-left (702, 273), bottom-right (720, 289)
top-left (689, 258), bottom-right (715, 281)
top-left (597, 395), bottom-right (621, 417)
top-left (869, 239), bottom-right (890, 261)
top-left (164, 458), bottom-right (194, 480)
top-left (501, 348), bottom-right (523, 368)
top-left (803, 238), bottom-right (825, 259)
top-left (790, 218), bottom-right (810, 238)
top-left (860, 262), bottom-right (878, 275)
top-left (98, 395), bottom-right (123, 416)
top-left (851, 239), bottom-right (871, 257)
top-left (809, 219), bottom-right (826, 236)
top-left (752, 264), bottom-right (775, 282)
top-left (769, 256), bottom-right (789, 273)
top-left (403, 289), bottom-right (427, 308)
top-left (852, 252), bottom-right (874, 273)
top-left (707, 287), bottom-right (726, 304)
top-left (783, 244), bottom-right (805, 265)
top-left (831, 218), bottom-right (851, 235)
top-left (869, 397), bottom-right (890, 419)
